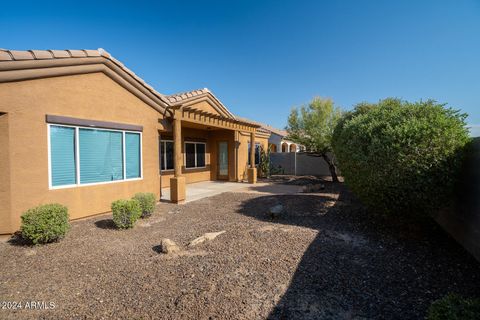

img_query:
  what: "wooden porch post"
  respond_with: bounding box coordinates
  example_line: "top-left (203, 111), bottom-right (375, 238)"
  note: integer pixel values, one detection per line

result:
top-left (170, 114), bottom-right (186, 202)
top-left (247, 130), bottom-right (257, 184)
top-left (250, 131), bottom-right (255, 168)
top-left (173, 118), bottom-right (182, 177)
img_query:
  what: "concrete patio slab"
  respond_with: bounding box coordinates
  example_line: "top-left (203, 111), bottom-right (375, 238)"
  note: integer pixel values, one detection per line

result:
top-left (161, 180), bottom-right (302, 203)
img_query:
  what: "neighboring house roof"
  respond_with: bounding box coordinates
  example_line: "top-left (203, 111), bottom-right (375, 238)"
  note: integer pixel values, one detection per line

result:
top-left (235, 117), bottom-right (272, 135)
top-left (236, 117), bottom-right (288, 137)
top-left (263, 125), bottom-right (288, 138)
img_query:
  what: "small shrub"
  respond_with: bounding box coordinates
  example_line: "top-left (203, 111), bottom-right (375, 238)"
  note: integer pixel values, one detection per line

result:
top-left (427, 293), bottom-right (480, 320)
top-left (332, 98), bottom-right (470, 217)
top-left (111, 199), bottom-right (141, 229)
top-left (20, 203), bottom-right (70, 244)
top-left (132, 193), bottom-right (156, 218)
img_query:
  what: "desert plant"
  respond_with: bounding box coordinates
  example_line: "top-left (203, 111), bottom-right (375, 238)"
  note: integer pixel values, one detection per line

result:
top-left (132, 192), bottom-right (156, 218)
top-left (111, 199), bottom-right (142, 229)
top-left (427, 293), bottom-right (480, 320)
top-left (287, 97), bottom-right (343, 182)
top-left (20, 203), bottom-right (70, 244)
top-left (259, 146), bottom-right (271, 178)
top-left (332, 98), bottom-right (470, 216)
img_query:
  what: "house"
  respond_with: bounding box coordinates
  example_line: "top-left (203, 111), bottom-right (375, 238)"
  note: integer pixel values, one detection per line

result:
top-left (264, 126), bottom-right (305, 153)
top-left (0, 48), bottom-right (270, 234)
top-left (237, 118), bottom-right (304, 153)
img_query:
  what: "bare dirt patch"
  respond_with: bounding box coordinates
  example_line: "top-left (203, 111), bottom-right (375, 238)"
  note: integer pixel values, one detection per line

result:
top-left (0, 179), bottom-right (479, 319)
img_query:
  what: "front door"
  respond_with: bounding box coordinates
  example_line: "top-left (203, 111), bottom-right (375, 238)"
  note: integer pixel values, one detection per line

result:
top-left (217, 141), bottom-right (229, 180)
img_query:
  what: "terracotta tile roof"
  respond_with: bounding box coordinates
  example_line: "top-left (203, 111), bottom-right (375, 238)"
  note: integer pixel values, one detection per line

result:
top-left (165, 88), bottom-right (210, 103)
top-left (0, 48), bottom-right (270, 130)
top-left (0, 48), bottom-right (169, 106)
top-left (166, 88), bottom-right (238, 120)
top-left (0, 49), bottom-right (101, 61)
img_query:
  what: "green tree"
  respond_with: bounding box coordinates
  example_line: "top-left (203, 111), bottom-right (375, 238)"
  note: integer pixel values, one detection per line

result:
top-left (286, 97), bottom-right (343, 182)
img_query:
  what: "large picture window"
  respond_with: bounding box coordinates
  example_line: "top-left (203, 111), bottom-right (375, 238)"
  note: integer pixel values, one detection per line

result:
top-left (185, 142), bottom-right (206, 169)
top-left (160, 140), bottom-right (174, 171)
top-left (49, 124), bottom-right (142, 188)
top-left (79, 129), bottom-right (124, 184)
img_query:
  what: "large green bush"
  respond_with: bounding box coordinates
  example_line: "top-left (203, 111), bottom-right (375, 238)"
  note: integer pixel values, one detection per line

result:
top-left (111, 199), bottom-right (142, 229)
top-left (332, 98), bottom-right (470, 216)
top-left (20, 203), bottom-right (70, 244)
top-left (427, 293), bottom-right (480, 320)
top-left (132, 193), bottom-right (156, 218)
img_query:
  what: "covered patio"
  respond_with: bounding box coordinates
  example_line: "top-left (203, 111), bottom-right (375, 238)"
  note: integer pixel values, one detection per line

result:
top-left (159, 89), bottom-right (269, 203)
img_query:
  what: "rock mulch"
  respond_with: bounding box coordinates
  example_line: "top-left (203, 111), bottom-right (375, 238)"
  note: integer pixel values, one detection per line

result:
top-left (0, 179), bottom-right (479, 319)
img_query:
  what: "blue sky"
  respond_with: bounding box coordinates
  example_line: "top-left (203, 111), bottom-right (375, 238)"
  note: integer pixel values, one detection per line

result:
top-left (1, 0), bottom-right (479, 131)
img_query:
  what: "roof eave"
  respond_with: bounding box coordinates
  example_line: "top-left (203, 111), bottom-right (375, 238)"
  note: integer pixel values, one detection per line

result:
top-left (0, 51), bottom-right (169, 113)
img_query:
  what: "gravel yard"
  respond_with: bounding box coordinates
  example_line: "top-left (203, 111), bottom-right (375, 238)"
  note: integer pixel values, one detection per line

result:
top-left (0, 178), bottom-right (479, 319)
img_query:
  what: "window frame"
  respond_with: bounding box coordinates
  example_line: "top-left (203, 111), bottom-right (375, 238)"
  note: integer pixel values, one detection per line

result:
top-left (159, 139), bottom-right (174, 172)
top-left (47, 123), bottom-right (143, 190)
top-left (184, 141), bottom-right (207, 170)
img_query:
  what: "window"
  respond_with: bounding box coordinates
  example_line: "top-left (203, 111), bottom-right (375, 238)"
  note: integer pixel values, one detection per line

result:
top-left (160, 140), bottom-right (174, 171)
top-left (79, 129), bottom-right (124, 184)
top-left (49, 124), bottom-right (142, 188)
top-left (125, 132), bottom-right (141, 179)
top-left (185, 142), bottom-right (206, 169)
top-left (248, 142), bottom-right (261, 165)
top-left (50, 126), bottom-right (76, 186)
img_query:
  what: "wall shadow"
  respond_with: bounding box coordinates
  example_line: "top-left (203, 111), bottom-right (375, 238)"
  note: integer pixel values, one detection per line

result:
top-left (236, 181), bottom-right (480, 319)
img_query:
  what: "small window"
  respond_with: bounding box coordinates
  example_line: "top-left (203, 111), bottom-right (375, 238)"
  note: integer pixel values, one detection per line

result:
top-left (125, 132), bottom-right (141, 179)
top-left (196, 143), bottom-right (206, 167)
top-left (185, 142), bottom-right (206, 169)
top-left (185, 143), bottom-right (196, 168)
top-left (50, 126), bottom-right (77, 187)
top-left (160, 140), bottom-right (174, 171)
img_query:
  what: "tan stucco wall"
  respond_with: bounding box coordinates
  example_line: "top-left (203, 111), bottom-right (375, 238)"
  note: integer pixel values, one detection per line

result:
top-left (0, 72), bottom-right (161, 233)
top-left (0, 113), bottom-right (11, 234)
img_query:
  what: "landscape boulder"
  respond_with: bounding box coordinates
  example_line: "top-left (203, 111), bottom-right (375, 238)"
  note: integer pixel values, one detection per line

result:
top-left (159, 238), bottom-right (181, 254)
top-left (188, 231), bottom-right (226, 247)
top-left (269, 204), bottom-right (284, 219)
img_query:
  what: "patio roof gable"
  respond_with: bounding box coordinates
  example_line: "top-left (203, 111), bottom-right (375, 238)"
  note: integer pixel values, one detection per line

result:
top-left (166, 88), bottom-right (236, 120)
